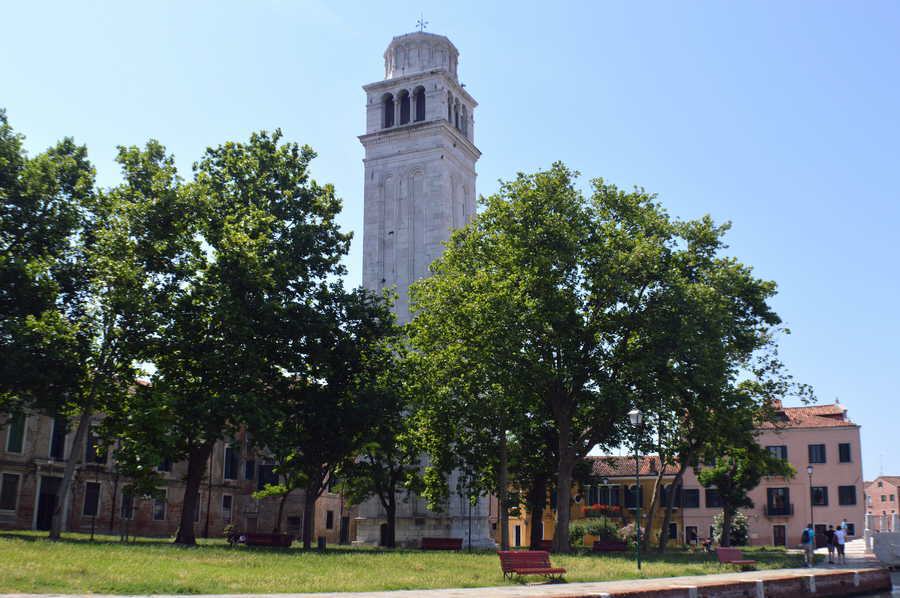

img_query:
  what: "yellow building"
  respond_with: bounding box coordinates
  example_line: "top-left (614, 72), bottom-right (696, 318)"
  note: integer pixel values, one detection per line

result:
top-left (505, 456), bottom-right (685, 549)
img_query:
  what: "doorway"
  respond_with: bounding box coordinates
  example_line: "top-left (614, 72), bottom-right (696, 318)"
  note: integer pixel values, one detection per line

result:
top-left (773, 524), bottom-right (787, 547)
top-left (35, 476), bottom-right (62, 531)
top-left (514, 524), bottom-right (521, 547)
top-left (686, 525), bottom-right (698, 545)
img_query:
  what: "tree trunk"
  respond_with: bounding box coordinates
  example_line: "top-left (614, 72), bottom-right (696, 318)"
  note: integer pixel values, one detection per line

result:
top-left (498, 433), bottom-right (510, 551)
top-left (384, 492), bottom-right (397, 548)
top-left (528, 475), bottom-right (547, 548)
top-left (552, 411), bottom-right (575, 554)
top-left (109, 470), bottom-right (119, 533)
top-left (641, 468), bottom-right (664, 552)
top-left (657, 464), bottom-right (687, 553)
top-left (273, 490), bottom-right (291, 533)
top-left (720, 508), bottom-right (734, 547)
top-left (301, 486), bottom-right (317, 550)
top-left (174, 441), bottom-right (214, 546)
top-left (49, 409), bottom-right (92, 540)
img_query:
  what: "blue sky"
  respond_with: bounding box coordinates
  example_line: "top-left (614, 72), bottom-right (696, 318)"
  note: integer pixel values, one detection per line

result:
top-left (3, 1), bottom-right (898, 480)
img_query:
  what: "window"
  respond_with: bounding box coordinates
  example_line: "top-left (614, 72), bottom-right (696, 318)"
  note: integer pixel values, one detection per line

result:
top-left (838, 485), bottom-right (857, 506)
top-left (892, 495), bottom-right (896, 502)
top-left (257, 463), bottom-right (278, 491)
top-left (5, 414), bottom-right (25, 454)
top-left (811, 486), bottom-right (829, 506)
top-left (50, 416), bottom-right (67, 460)
top-left (244, 459), bottom-right (256, 481)
top-left (661, 484), bottom-right (682, 508)
top-left (382, 94), bottom-right (395, 128)
top-left (766, 487), bottom-right (791, 515)
top-left (767, 445), bottom-right (788, 460)
top-left (414, 87), bottom-right (426, 121)
top-left (222, 495), bottom-right (233, 524)
top-left (157, 458), bottom-right (172, 473)
top-left (846, 522), bottom-right (856, 536)
top-left (326, 510), bottom-right (334, 530)
top-left (461, 105), bottom-right (468, 136)
top-left (120, 490), bottom-right (134, 520)
top-left (447, 92), bottom-right (452, 122)
top-left (0, 473), bottom-right (20, 511)
top-left (878, 481), bottom-right (884, 487)
top-left (668, 522), bottom-right (678, 540)
top-left (453, 101), bottom-right (460, 130)
top-left (838, 443), bottom-right (851, 463)
top-left (882, 495), bottom-right (887, 502)
top-left (705, 488), bottom-right (722, 508)
top-left (682, 488), bottom-right (700, 509)
top-left (83, 482), bottom-right (101, 517)
top-left (399, 90), bottom-right (410, 125)
top-left (624, 485), bottom-right (643, 508)
top-left (153, 491), bottom-right (167, 521)
top-left (223, 445), bottom-right (239, 480)
top-left (808, 444), bottom-right (826, 464)
top-left (686, 526), bottom-right (698, 544)
top-left (84, 426), bottom-right (105, 464)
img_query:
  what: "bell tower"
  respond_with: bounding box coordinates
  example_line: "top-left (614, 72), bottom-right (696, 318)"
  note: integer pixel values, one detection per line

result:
top-left (360, 31), bottom-right (480, 323)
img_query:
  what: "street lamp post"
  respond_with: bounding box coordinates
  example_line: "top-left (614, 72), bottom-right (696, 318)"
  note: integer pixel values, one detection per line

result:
top-left (628, 408), bottom-right (644, 571)
top-left (807, 465), bottom-right (815, 534)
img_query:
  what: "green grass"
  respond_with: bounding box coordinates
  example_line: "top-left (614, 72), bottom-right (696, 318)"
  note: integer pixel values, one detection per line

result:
top-left (0, 531), bottom-right (804, 594)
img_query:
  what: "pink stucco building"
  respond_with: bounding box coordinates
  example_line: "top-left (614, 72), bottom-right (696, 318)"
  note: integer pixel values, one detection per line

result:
top-left (865, 475), bottom-right (900, 532)
top-left (681, 401), bottom-right (865, 546)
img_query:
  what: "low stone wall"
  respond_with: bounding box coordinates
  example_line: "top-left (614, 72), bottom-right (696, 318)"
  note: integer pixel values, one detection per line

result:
top-left (598, 569), bottom-right (892, 598)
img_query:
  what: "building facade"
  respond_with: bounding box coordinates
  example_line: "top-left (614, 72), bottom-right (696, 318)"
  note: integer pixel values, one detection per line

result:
top-left (353, 31), bottom-right (494, 548)
top-left (865, 476), bottom-right (900, 532)
top-left (0, 412), bottom-right (348, 542)
top-left (503, 401), bottom-right (865, 548)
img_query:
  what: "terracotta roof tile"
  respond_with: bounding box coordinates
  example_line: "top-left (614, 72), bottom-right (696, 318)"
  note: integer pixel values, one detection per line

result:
top-left (758, 402), bottom-right (855, 429)
top-left (587, 455), bottom-right (679, 478)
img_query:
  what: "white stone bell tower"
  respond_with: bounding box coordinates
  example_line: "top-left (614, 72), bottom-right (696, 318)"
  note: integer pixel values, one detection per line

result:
top-left (355, 32), bottom-right (494, 549)
top-left (360, 31), bottom-right (480, 323)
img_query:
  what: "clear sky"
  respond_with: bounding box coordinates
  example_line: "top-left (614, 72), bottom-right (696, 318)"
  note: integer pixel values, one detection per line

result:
top-left (3, 1), bottom-right (898, 480)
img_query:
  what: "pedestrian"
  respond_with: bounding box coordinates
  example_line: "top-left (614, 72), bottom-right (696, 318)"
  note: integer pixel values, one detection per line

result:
top-left (801, 523), bottom-right (816, 567)
top-left (825, 525), bottom-right (836, 564)
top-left (834, 524), bottom-right (847, 564)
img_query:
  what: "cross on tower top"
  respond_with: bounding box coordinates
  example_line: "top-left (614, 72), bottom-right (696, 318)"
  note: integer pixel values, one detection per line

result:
top-left (416, 13), bottom-right (428, 32)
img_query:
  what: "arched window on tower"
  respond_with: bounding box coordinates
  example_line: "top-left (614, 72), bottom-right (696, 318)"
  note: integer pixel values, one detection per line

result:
top-left (399, 90), bottom-right (411, 125)
top-left (447, 92), bottom-right (453, 123)
top-left (383, 93), bottom-right (394, 128)
top-left (454, 99), bottom-right (460, 130)
top-left (461, 105), bottom-right (468, 137)
top-left (414, 86), bottom-right (426, 122)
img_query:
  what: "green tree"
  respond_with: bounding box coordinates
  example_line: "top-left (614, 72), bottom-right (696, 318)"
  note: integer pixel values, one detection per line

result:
top-left (698, 440), bottom-right (795, 546)
top-left (411, 163), bottom-right (706, 552)
top-left (339, 342), bottom-right (423, 548)
top-left (0, 111), bottom-right (150, 539)
top-left (105, 131), bottom-right (352, 546)
top-left (256, 285), bottom-right (395, 549)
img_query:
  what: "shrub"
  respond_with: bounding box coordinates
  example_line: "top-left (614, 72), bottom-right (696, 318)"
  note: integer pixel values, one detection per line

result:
top-left (569, 516), bottom-right (623, 547)
top-left (712, 511), bottom-right (750, 546)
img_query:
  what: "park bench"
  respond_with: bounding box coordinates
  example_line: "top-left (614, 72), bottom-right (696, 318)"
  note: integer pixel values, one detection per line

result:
top-left (592, 539), bottom-right (629, 552)
top-left (421, 537), bottom-right (463, 550)
top-left (241, 532), bottom-right (294, 547)
top-left (497, 550), bottom-right (567, 581)
top-left (716, 547), bottom-right (757, 570)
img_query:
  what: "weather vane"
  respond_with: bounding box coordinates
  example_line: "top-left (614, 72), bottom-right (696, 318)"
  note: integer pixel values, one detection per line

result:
top-left (416, 13), bottom-right (429, 32)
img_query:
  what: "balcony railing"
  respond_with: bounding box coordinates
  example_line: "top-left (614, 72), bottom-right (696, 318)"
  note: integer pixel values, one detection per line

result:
top-left (764, 503), bottom-right (794, 517)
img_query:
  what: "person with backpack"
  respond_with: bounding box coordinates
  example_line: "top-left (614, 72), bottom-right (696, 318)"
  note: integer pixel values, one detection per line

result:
top-left (825, 524), bottom-right (836, 564)
top-left (801, 523), bottom-right (816, 567)
top-left (834, 524), bottom-right (847, 564)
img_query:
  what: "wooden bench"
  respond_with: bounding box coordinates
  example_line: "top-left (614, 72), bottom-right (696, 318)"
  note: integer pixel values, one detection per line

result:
top-left (421, 537), bottom-right (463, 550)
top-left (716, 547), bottom-right (757, 570)
top-left (497, 550), bottom-right (567, 581)
top-left (592, 539), bottom-right (629, 552)
top-left (241, 532), bottom-right (294, 547)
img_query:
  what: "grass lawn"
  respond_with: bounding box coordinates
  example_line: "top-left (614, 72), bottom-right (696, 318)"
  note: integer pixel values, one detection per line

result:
top-left (0, 531), bottom-right (803, 594)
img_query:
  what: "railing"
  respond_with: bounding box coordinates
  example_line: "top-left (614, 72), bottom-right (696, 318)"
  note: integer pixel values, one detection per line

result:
top-left (764, 503), bottom-right (794, 517)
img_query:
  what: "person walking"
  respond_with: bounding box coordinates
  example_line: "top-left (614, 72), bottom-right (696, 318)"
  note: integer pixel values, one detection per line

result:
top-left (825, 524), bottom-right (836, 564)
top-left (802, 523), bottom-right (816, 567)
top-left (834, 524), bottom-right (847, 565)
